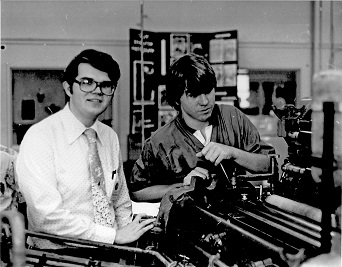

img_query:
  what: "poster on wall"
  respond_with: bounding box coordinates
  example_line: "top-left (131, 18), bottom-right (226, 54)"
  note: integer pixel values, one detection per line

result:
top-left (209, 39), bottom-right (223, 63)
top-left (12, 69), bottom-right (66, 145)
top-left (222, 64), bottom-right (237, 87)
top-left (129, 28), bottom-right (238, 159)
top-left (222, 39), bottom-right (237, 62)
top-left (208, 30), bottom-right (238, 103)
top-left (209, 30), bottom-right (238, 64)
top-left (212, 63), bottom-right (237, 87)
top-left (133, 60), bottom-right (155, 102)
top-left (170, 33), bottom-right (190, 64)
top-left (158, 85), bottom-right (171, 109)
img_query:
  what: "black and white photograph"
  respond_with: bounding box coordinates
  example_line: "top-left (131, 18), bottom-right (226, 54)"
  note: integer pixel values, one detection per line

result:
top-left (1, 1), bottom-right (341, 267)
top-left (157, 84), bottom-right (171, 109)
top-left (133, 60), bottom-right (155, 102)
top-left (222, 38), bottom-right (237, 62)
top-left (170, 33), bottom-right (190, 63)
top-left (222, 64), bottom-right (237, 87)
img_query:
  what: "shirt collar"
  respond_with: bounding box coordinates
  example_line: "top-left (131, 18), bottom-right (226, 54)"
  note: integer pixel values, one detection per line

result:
top-left (61, 104), bottom-right (104, 145)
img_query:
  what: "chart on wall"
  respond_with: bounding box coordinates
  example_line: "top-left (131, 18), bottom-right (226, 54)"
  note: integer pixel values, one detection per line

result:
top-left (128, 29), bottom-right (159, 159)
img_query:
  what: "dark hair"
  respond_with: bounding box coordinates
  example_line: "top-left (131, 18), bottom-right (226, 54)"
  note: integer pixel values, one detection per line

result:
top-left (63, 49), bottom-right (121, 88)
top-left (166, 53), bottom-right (216, 110)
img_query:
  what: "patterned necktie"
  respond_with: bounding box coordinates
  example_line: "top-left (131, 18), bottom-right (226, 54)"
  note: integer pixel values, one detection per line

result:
top-left (84, 128), bottom-right (114, 227)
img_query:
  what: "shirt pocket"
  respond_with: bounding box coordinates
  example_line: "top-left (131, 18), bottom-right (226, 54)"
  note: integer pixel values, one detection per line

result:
top-left (109, 171), bottom-right (120, 202)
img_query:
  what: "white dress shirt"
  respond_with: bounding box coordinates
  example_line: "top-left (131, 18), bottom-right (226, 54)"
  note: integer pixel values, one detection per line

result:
top-left (16, 104), bottom-right (132, 248)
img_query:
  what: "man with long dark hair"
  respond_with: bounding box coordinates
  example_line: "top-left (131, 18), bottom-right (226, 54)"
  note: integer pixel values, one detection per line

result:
top-left (130, 53), bottom-right (274, 202)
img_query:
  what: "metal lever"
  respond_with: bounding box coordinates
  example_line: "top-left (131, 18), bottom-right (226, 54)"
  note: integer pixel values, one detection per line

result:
top-left (219, 163), bottom-right (235, 188)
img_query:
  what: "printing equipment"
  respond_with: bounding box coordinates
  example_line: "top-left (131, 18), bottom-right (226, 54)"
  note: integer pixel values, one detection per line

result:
top-left (1, 71), bottom-right (341, 267)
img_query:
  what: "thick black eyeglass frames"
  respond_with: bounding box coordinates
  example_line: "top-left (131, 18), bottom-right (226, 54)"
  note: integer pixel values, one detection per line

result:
top-left (74, 78), bottom-right (115, 96)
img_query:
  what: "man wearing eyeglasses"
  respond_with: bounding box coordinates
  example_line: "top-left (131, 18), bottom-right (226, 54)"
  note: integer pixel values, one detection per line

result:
top-left (16, 49), bottom-right (155, 253)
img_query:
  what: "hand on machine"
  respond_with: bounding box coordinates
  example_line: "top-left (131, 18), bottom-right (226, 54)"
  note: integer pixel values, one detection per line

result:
top-left (114, 213), bottom-right (156, 244)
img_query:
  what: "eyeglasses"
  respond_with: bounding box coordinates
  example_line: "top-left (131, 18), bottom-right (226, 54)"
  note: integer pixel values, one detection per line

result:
top-left (74, 78), bottom-right (115, 96)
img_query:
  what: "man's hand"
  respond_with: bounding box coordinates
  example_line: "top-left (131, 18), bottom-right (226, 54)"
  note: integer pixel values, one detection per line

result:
top-left (114, 213), bottom-right (156, 244)
top-left (183, 166), bottom-right (210, 185)
top-left (196, 142), bottom-right (236, 166)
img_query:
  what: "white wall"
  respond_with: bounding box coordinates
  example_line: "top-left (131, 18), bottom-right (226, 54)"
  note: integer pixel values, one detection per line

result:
top-left (2, 0), bottom-right (341, 160)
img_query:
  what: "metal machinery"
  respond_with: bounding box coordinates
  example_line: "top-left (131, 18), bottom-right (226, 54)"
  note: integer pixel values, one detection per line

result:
top-left (1, 70), bottom-right (341, 267)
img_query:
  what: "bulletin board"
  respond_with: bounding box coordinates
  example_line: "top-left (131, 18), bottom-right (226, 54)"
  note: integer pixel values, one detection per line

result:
top-left (12, 69), bottom-right (65, 145)
top-left (12, 69), bottom-right (65, 125)
top-left (129, 28), bottom-right (238, 160)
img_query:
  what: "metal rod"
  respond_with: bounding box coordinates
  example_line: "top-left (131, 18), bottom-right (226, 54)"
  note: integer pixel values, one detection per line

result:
top-left (234, 206), bottom-right (321, 247)
top-left (262, 200), bottom-right (322, 232)
top-left (193, 205), bottom-right (285, 254)
top-left (191, 243), bottom-right (229, 267)
top-left (219, 163), bottom-right (232, 186)
top-left (319, 0), bottom-right (323, 71)
top-left (26, 230), bottom-right (173, 266)
top-left (26, 249), bottom-right (93, 267)
top-left (193, 205), bottom-right (309, 264)
top-left (329, 0), bottom-right (334, 68)
top-left (140, 0), bottom-right (145, 144)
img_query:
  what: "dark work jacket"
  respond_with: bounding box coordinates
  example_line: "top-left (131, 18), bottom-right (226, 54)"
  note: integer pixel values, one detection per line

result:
top-left (129, 104), bottom-right (275, 192)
